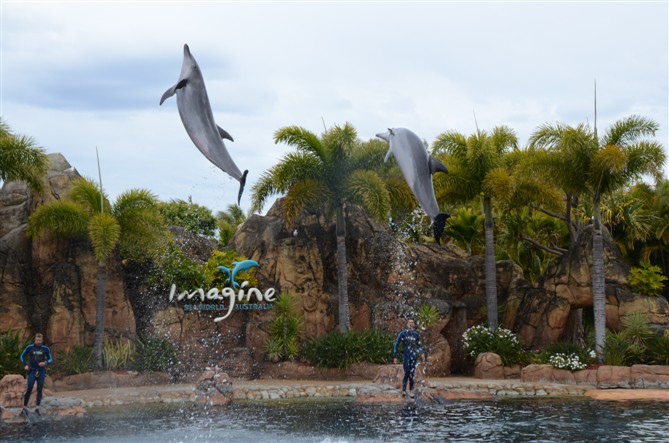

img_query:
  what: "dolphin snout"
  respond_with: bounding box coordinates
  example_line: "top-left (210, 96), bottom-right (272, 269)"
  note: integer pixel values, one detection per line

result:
top-left (375, 131), bottom-right (390, 142)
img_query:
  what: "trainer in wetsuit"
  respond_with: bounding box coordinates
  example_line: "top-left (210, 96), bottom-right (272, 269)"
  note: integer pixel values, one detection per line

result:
top-left (20, 333), bottom-right (53, 411)
top-left (392, 319), bottom-right (425, 399)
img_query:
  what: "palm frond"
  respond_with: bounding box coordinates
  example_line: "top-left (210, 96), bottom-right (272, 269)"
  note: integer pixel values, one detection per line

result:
top-left (482, 167), bottom-right (514, 203)
top-left (88, 213), bottom-right (121, 264)
top-left (69, 177), bottom-right (111, 215)
top-left (26, 200), bottom-right (90, 238)
top-left (274, 126), bottom-right (326, 161)
top-left (432, 131), bottom-right (467, 157)
top-left (282, 179), bottom-right (331, 224)
top-left (0, 131), bottom-right (49, 193)
top-left (345, 170), bottom-right (390, 222)
top-left (603, 115), bottom-right (659, 147)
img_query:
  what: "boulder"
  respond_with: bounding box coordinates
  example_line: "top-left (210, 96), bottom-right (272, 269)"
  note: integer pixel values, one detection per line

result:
top-left (473, 352), bottom-right (504, 379)
top-left (195, 368), bottom-right (233, 405)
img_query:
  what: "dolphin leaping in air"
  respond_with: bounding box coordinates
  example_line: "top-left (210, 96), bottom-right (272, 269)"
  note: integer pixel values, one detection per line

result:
top-left (376, 127), bottom-right (450, 244)
top-left (160, 44), bottom-right (248, 204)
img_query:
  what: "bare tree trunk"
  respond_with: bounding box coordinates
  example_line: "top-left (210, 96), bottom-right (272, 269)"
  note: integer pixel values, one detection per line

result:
top-left (592, 193), bottom-right (606, 363)
top-left (336, 205), bottom-right (350, 333)
top-left (483, 197), bottom-right (498, 330)
top-left (93, 262), bottom-right (107, 369)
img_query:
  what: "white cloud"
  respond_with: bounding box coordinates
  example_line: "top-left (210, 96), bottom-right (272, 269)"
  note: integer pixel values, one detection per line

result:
top-left (2, 1), bottom-right (667, 214)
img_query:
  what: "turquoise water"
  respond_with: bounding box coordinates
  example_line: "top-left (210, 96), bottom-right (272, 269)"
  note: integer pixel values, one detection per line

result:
top-left (2, 398), bottom-right (667, 442)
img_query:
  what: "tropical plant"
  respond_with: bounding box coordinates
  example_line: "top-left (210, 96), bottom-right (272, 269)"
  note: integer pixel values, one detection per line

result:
top-left (442, 207), bottom-right (485, 255)
top-left (251, 123), bottom-right (391, 333)
top-left (217, 203), bottom-right (247, 246)
top-left (529, 115), bottom-right (666, 362)
top-left (265, 292), bottom-right (302, 362)
top-left (54, 345), bottom-right (94, 375)
top-left (158, 197), bottom-right (217, 237)
top-left (303, 330), bottom-right (394, 368)
top-left (135, 337), bottom-right (178, 372)
top-left (628, 262), bottom-right (668, 296)
top-left (433, 126), bottom-right (519, 329)
top-left (0, 330), bottom-right (31, 377)
top-left (27, 177), bottom-right (170, 368)
top-left (0, 119), bottom-right (49, 193)
top-left (103, 338), bottom-right (136, 370)
top-left (461, 325), bottom-right (527, 366)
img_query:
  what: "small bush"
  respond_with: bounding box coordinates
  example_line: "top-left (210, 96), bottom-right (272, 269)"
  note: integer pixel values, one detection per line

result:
top-left (54, 345), bottom-right (93, 375)
top-left (0, 330), bottom-right (30, 377)
top-left (103, 338), bottom-right (136, 370)
top-left (647, 334), bottom-right (669, 365)
top-left (604, 331), bottom-right (629, 366)
top-left (629, 262), bottom-right (667, 296)
top-left (461, 325), bottom-right (527, 366)
top-left (303, 330), bottom-right (394, 369)
top-left (533, 341), bottom-right (596, 370)
top-left (136, 337), bottom-right (177, 372)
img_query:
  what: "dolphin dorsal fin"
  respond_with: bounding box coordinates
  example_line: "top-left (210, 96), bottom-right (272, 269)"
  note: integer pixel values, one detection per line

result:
top-left (218, 126), bottom-right (234, 142)
top-left (429, 157), bottom-right (448, 175)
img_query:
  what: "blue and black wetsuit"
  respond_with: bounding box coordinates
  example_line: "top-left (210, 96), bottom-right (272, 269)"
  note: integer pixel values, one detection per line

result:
top-left (393, 329), bottom-right (424, 392)
top-left (20, 343), bottom-right (52, 407)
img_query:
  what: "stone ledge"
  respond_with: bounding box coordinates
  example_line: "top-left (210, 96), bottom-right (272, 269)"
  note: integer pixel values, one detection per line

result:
top-left (521, 364), bottom-right (669, 388)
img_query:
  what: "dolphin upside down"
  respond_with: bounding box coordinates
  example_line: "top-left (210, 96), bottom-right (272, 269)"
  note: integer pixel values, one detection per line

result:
top-left (376, 127), bottom-right (450, 244)
top-left (160, 44), bottom-right (248, 204)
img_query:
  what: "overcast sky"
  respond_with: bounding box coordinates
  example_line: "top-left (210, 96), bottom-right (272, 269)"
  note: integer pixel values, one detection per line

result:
top-left (1, 1), bottom-right (667, 216)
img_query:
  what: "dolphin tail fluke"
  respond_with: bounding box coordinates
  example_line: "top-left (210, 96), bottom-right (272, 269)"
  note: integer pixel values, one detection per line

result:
top-left (433, 212), bottom-right (451, 245)
top-left (237, 170), bottom-right (249, 205)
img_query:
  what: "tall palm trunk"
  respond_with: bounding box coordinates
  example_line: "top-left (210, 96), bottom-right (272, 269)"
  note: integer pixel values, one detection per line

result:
top-left (93, 262), bottom-right (107, 369)
top-left (592, 193), bottom-right (606, 363)
top-left (483, 196), bottom-right (498, 330)
top-left (335, 205), bottom-right (350, 333)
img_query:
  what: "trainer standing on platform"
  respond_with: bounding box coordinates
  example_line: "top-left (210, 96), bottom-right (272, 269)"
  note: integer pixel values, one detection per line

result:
top-left (20, 332), bottom-right (53, 413)
top-left (393, 319), bottom-right (425, 399)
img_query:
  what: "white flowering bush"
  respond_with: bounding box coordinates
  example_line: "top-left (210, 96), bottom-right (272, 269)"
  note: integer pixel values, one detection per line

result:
top-left (461, 325), bottom-right (527, 366)
top-left (549, 352), bottom-right (587, 371)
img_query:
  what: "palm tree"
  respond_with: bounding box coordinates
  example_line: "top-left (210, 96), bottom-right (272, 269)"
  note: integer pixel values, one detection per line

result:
top-left (529, 115), bottom-right (665, 361)
top-left (27, 177), bottom-right (169, 368)
top-left (251, 123), bottom-right (391, 333)
top-left (0, 119), bottom-right (49, 193)
top-left (432, 126), bottom-right (519, 329)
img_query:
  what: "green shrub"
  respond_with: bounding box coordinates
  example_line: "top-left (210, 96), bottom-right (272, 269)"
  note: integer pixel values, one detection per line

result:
top-left (103, 338), bottom-right (136, 370)
top-left (265, 292), bottom-right (302, 362)
top-left (54, 345), bottom-right (93, 375)
top-left (461, 325), bottom-right (527, 366)
top-left (136, 337), bottom-right (177, 372)
top-left (533, 341), bottom-right (596, 370)
top-left (604, 331), bottom-right (630, 366)
top-left (303, 330), bottom-right (394, 368)
top-left (629, 262), bottom-right (668, 296)
top-left (0, 330), bottom-right (30, 377)
top-left (647, 334), bottom-right (669, 365)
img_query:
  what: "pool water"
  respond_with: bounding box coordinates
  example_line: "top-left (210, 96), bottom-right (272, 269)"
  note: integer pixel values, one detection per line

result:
top-left (2, 398), bottom-right (667, 442)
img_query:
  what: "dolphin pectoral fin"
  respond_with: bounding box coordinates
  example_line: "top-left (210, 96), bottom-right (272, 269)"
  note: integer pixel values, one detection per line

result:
top-left (384, 148), bottom-right (393, 164)
top-left (237, 170), bottom-right (248, 205)
top-left (217, 126), bottom-right (234, 142)
top-left (433, 212), bottom-right (451, 245)
top-left (429, 157), bottom-right (449, 175)
top-left (159, 79), bottom-right (189, 105)
top-left (159, 85), bottom-right (177, 105)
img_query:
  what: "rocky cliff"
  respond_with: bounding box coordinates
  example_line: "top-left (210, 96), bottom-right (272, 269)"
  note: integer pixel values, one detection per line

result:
top-left (2, 154), bottom-right (668, 377)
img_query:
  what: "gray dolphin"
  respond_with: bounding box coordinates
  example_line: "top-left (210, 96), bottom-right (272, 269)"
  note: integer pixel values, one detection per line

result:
top-left (160, 44), bottom-right (248, 204)
top-left (376, 127), bottom-right (450, 244)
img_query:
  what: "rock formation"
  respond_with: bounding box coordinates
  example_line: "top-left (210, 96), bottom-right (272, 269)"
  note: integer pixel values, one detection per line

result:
top-left (2, 153), bottom-right (668, 378)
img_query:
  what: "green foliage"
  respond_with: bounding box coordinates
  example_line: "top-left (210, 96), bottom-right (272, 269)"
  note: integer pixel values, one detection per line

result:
top-left (149, 242), bottom-right (206, 292)
top-left (158, 198), bottom-right (217, 237)
top-left (416, 305), bottom-right (439, 331)
top-left (647, 334), bottom-right (669, 365)
top-left (103, 338), bottom-right (136, 370)
top-left (629, 262), bottom-right (667, 296)
top-left (303, 330), bottom-right (394, 368)
top-left (0, 118), bottom-right (49, 193)
top-left (442, 208), bottom-right (484, 254)
top-left (265, 292), bottom-right (302, 362)
top-left (54, 345), bottom-right (93, 375)
top-left (461, 325), bottom-right (527, 366)
top-left (0, 330), bottom-right (30, 377)
top-left (135, 337), bottom-right (177, 372)
top-left (389, 207), bottom-right (432, 244)
top-left (532, 341), bottom-right (595, 371)
top-left (604, 331), bottom-right (629, 366)
top-left (217, 204), bottom-right (247, 247)
top-left (202, 250), bottom-right (258, 289)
